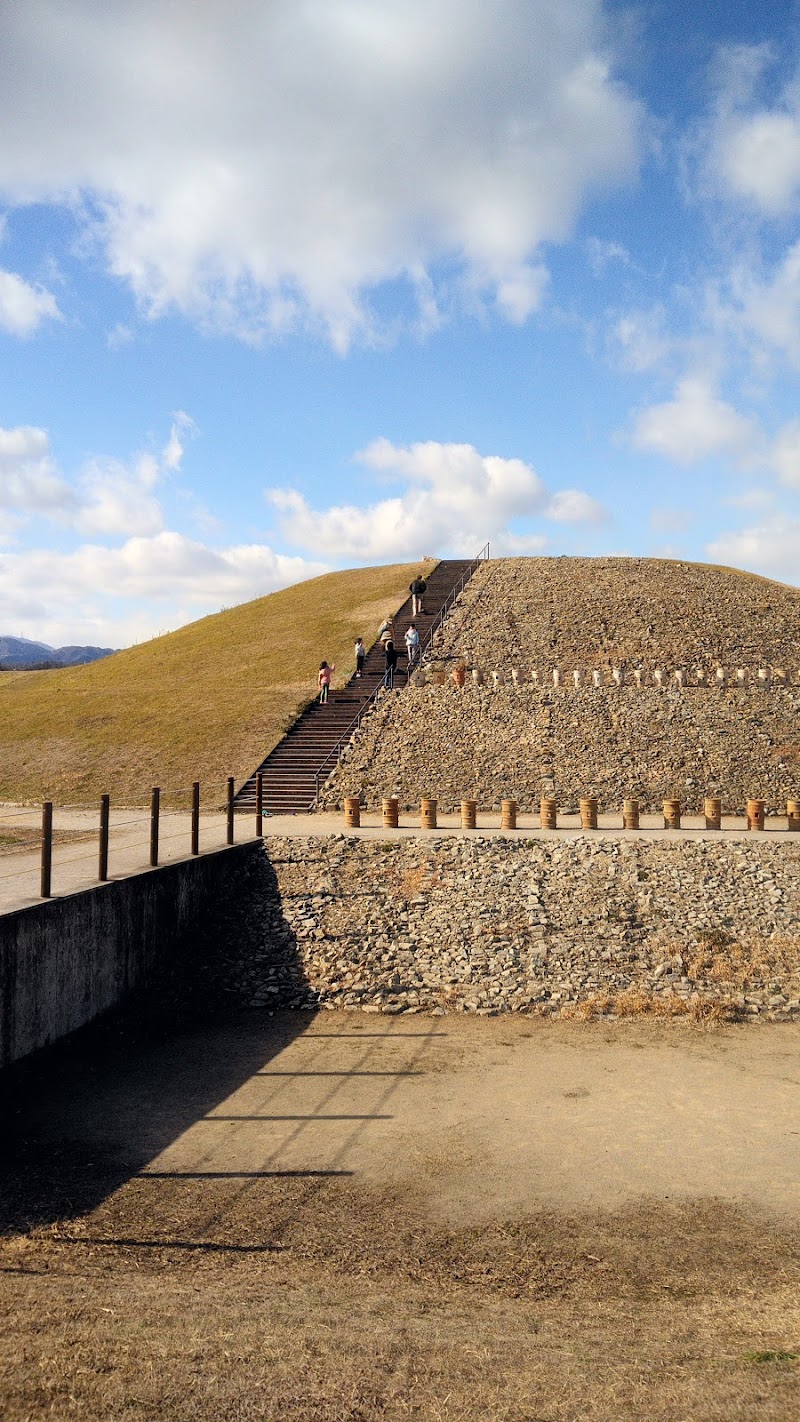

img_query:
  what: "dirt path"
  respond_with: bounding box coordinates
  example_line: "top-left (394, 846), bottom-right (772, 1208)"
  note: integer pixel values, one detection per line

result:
top-left (7, 1013), bottom-right (799, 1223)
top-left (3, 1014), bottom-right (800, 1422)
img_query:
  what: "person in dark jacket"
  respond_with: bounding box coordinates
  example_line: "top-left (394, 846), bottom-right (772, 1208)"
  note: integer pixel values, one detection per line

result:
top-left (383, 637), bottom-right (397, 688)
top-left (409, 575), bottom-right (427, 615)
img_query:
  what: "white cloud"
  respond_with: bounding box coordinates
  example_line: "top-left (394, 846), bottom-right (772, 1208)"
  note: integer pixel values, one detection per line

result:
top-left (628, 378), bottom-right (759, 466)
top-left (726, 241), bottom-right (800, 367)
top-left (0, 425), bottom-right (75, 513)
top-left (74, 455), bottom-right (164, 538)
top-left (106, 322), bottom-right (134, 350)
top-left (770, 419), bottom-right (800, 488)
top-left (706, 47), bottom-right (800, 216)
top-left (161, 411), bottom-right (196, 473)
top-left (721, 111), bottom-right (800, 216)
top-left (0, 0), bottom-right (642, 347)
top-left (546, 489), bottom-right (608, 523)
top-left (0, 533), bottom-right (328, 647)
top-left (0, 268), bottom-right (60, 335)
top-left (0, 416), bottom-right (198, 537)
top-left (706, 516), bottom-right (800, 582)
top-left (610, 307), bottom-right (671, 373)
top-left (586, 237), bottom-right (631, 275)
top-left (268, 437), bottom-right (605, 559)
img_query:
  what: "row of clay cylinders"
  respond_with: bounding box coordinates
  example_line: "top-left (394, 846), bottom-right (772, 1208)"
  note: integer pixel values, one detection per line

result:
top-left (342, 797), bottom-right (518, 829)
top-left (343, 795), bottom-right (800, 830)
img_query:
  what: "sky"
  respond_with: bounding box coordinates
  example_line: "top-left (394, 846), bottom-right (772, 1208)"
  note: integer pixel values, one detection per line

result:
top-left (3, 0), bottom-right (800, 647)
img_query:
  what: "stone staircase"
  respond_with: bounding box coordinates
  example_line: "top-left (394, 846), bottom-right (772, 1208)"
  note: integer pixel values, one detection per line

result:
top-left (234, 557), bottom-right (483, 813)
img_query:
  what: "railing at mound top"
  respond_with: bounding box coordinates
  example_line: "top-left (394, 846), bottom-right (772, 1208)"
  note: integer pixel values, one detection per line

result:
top-left (312, 542), bottom-right (490, 809)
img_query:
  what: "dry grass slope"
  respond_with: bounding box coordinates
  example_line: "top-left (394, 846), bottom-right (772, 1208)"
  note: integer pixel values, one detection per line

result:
top-left (0, 561), bottom-right (430, 806)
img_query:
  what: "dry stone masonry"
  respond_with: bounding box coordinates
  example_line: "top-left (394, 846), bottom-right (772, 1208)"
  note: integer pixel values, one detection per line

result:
top-left (220, 836), bottom-right (800, 1022)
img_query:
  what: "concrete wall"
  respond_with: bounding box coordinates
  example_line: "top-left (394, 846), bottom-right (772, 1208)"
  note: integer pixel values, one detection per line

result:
top-left (0, 842), bottom-right (262, 1069)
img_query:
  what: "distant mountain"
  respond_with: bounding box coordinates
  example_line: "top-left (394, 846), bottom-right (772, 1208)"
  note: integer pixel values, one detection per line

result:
top-left (0, 636), bottom-right (117, 670)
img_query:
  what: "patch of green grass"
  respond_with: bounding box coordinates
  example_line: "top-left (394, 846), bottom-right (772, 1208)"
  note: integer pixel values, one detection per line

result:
top-left (744, 1350), bottom-right (799, 1364)
top-left (0, 561), bottom-right (433, 806)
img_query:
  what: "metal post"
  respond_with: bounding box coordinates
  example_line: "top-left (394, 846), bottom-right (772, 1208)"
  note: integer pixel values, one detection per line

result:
top-left (256, 773), bottom-right (263, 837)
top-left (191, 781), bottom-right (200, 855)
top-left (99, 794), bottom-right (110, 881)
top-left (150, 787), bottom-right (160, 866)
top-left (227, 777), bottom-right (235, 845)
top-left (40, 801), bottom-right (53, 899)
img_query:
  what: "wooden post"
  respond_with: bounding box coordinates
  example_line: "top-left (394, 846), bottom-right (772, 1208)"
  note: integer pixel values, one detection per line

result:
top-left (579, 797), bottom-right (598, 830)
top-left (787, 799), bottom-right (800, 832)
top-left (227, 777), bottom-right (235, 846)
top-left (191, 781), bottom-right (200, 855)
top-left (747, 798), bottom-right (765, 831)
top-left (704, 797), bottom-right (721, 830)
top-left (344, 796), bottom-right (361, 828)
top-left (99, 794), bottom-right (110, 881)
top-left (382, 797), bottom-right (399, 829)
top-left (256, 773), bottom-right (263, 838)
top-left (540, 798), bottom-right (557, 830)
top-left (461, 799), bottom-right (477, 829)
top-left (663, 799), bottom-right (681, 829)
top-left (40, 801), bottom-right (53, 899)
top-left (421, 798), bottom-right (437, 829)
top-left (150, 787), bottom-right (160, 866)
top-left (501, 799), bottom-right (517, 830)
top-left (622, 798), bottom-right (639, 829)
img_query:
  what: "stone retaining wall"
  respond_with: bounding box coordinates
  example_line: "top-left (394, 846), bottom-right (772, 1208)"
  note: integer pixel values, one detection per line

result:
top-left (223, 836), bottom-right (800, 1022)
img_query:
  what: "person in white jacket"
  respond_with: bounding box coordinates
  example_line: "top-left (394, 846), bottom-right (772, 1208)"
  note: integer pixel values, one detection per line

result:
top-left (404, 623), bottom-right (420, 669)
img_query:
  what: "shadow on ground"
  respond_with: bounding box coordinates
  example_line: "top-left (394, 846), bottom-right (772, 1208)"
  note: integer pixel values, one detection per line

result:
top-left (0, 847), bottom-right (318, 1233)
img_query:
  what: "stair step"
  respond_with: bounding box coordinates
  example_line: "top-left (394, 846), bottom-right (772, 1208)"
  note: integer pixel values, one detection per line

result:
top-left (233, 556), bottom-right (483, 809)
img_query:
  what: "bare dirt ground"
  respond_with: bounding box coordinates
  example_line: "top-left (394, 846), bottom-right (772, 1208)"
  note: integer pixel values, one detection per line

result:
top-left (2, 1012), bottom-right (799, 1420)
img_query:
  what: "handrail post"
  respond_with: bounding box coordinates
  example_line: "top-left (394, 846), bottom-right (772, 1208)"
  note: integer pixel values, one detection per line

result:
top-left (99, 794), bottom-right (110, 881)
top-left (256, 773), bottom-right (263, 837)
top-left (191, 781), bottom-right (200, 855)
top-left (150, 787), bottom-right (160, 866)
top-left (227, 777), bottom-right (235, 845)
top-left (40, 801), bottom-right (53, 899)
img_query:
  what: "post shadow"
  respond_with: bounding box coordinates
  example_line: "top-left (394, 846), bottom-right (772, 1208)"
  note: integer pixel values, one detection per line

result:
top-left (0, 844), bottom-right (320, 1233)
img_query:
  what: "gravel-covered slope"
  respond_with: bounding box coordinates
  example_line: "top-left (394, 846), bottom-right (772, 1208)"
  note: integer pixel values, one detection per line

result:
top-left (433, 556), bottom-right (800, 672)
top-left (322, 558), bottom-right (800, 812)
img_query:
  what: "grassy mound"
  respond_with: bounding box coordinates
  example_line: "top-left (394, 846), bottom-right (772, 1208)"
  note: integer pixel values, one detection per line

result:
top-left (0, 561), bottom-right (431, 806)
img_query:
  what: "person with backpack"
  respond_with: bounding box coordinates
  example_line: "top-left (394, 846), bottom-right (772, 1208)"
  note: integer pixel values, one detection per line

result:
top-left (409, 574), bottom-right (427, 615)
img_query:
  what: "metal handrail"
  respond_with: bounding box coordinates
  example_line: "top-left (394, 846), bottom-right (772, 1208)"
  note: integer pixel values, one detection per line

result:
top-left (417, 541), bottom-right (489, 662)
top-left (311, 542), bottom-right (490, 808)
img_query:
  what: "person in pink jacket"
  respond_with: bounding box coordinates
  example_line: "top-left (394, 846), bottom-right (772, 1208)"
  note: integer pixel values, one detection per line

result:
top-left (318, 660), bottom-right (335, 703)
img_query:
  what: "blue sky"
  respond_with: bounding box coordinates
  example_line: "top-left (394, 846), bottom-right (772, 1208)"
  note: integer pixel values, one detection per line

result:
top-left (3, 0), bottom-right (800, 646)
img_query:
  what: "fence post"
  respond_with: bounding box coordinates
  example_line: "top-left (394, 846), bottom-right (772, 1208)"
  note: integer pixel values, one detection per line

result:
top-left (99, 794), bottom-right (110, 881)
top-left (150, 787), bottom-right (160, 866)
top-left (191, 781), bottom-right (200, 855)
top-left (40, 801), bottom-right (53, 899)
top-left (256, 773), bottom-right (263, 838)
top-left (227, 777), bottom-right (235, 845)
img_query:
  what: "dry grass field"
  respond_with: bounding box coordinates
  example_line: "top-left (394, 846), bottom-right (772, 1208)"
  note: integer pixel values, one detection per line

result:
top-left (2, 1013), bottom-right (799, 1421)
top-left (0, 561), bottom-right (428, 806)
